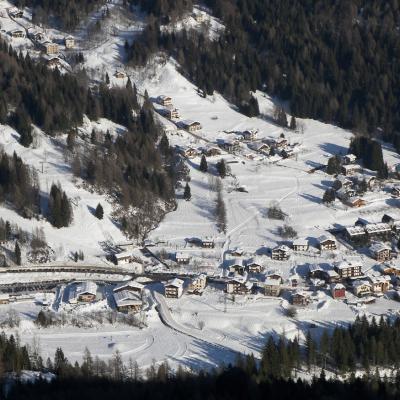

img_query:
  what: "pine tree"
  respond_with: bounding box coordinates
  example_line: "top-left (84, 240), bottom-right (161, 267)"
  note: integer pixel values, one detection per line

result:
top-left (183, 183), bottom-right (191, 201)
top-left (14, 241), bottom-right (21, 266)
top-left (322, 189), bottom-right (335, 204)
top-left (290, 116), bottom-right (297, 130)
top-left (105, 73), bottom-right (110, 84)
top-left (216, 159), bottom-right (227, 178)
top-left (326, 156), bottom-right (341, 175)
top-left (95, 203), bottom-right (104, 219)
top-left (199, 155), bottom-right (208, 172)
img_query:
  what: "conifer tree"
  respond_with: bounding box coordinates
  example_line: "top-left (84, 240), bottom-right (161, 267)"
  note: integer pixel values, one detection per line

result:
top-left (14, 241), bottom-right (21, 266)
top-left (290, 116), bottom-right (297, 130)
top-left (95, 203), bottom-right (104, 219)
top-left (216, 159), bottom-right (226, 178)
top-left (183, 183), bottom-right (191, 201)
top-left (199, 155), bottom-right (208, 172)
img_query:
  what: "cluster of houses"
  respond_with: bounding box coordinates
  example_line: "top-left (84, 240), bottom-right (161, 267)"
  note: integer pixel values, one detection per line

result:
top-left (155, 95), bottom-right (202, 133)
top-left (270, 235), bottom-right (337, 261)
top-left (330, 154), bottom-right (380, 208)
top-left (343, 214), bottom-right (399, 261)
top-left (66, 279), bottom-right (144, 314)
top-left (163, 274), bottom-right (207, 298)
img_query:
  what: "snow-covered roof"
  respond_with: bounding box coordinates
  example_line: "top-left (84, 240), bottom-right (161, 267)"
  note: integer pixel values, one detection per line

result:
top-left (181, 119), bottom-right (200, 126)
top-left (113, 290), bottom-right (142, 307)
top-left (344, 154), bottom-right (357, 162)
top-left (115, 251), bottom-right (132, 260)
top-left (308, 264), bottom-right (323, 273)
top-left (293, 238), bottom-right (308, 247)
top-left (272, 244), bottom-right (291, 252)
top-left (342, 164), bottom-right (361, 172)
top-left (165, 278), bottom-right (184, 288)
top-left (326, 269), bottom-right (339, 277)
top-left (318, 234), bottom-right (335, 243)
top-left (368, 275), bottom-right (390, 284)
top-left (158, 95), bottom-right (172, 100)
top-left (331, 283), bottom-right (345, 290)
top-left (335, 260), bottom-right (362, 270)
top-left (113, 280), bottom-right (144, 292)
top-left (352, 280), bottom-right (371, 288)
top-left (370, 242), bottom-right (391, 253)
top-left (76, 281), bottom-right (97, 296)
top-left (176, 252), bottom-right (190, 259)
top-left (264, 278), bottom-right (281, 286)
top-left (365, 223), bottom-right (391, 234)
top-left (345, 226), bottom-right (366, 236)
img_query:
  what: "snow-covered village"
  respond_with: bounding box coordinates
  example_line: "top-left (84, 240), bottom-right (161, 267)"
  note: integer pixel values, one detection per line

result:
top-left (1, 1), bottom-right (400, 397)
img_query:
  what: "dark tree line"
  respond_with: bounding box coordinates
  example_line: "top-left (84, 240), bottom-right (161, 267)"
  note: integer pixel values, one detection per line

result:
top-left (129, 0), bottom-right (193, 23)
top-left (260, 315), bottom-right (400, 377)
top-left (5, 318), bottom-right (400, 399)
top-left (130, 0), bottom-right (400, 145)
top-left (48, 183), bottom-right (73, 228)
top-left (349, 136), bottom-right (388, 177)
top-left (0, 151), bottom-right (40, 217)
top-left (14, 0), bottom-right (106, 30)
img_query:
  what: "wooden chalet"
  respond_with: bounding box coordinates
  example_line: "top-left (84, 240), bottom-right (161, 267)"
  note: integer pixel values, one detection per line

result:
top-left (231, 248), bottom-right (244, 257)
top-left (368, 276), bottom-right (390, 294)
top-left (202, 146), bottom-right (221, 157)
top-left (352, 280), bottom-right (372, 297)
top-left (46, 57), bottom-right (62, 68)
top-left (175, 252), bottom-right (190, 264)
top-left (246, 260), bottom-right (263, 274)
top-left (242, 129), bottom-right (258, 141)
top-left (201, 237), bottom-right (215, 248)
top-left (249, 142), bottom-right (270, 155)
top-left (41, 41), bottom-right (59, 55)
top-left (178, 146), bottom-right (200, 159)
top-left (341, 164), bottom-right (361, 176)
top-left (69, 281), bottom-right (97, 303)
top-left (344, 226), bottom-right (368, 245)
top-left (0, 294), bottom-right (10, 305)
top-left (114, 251), bottom-right (133, 265)
top-left (334, 260), bottom-right (363, 278)
top-left (370, 243), bottom-right (392, 262)
top-left (114, 71), bottom-right (126, 79)
top-left (218, 139), bottom-right (240, 153)
top-left (318, 235), bottom-right (337, 251)
top-left (292, 238), bottom-right (309, 252)
top-left (322, 269), bottom-right (341, 283)
top-left (291, 291), bottom-right (311, 306)
top-left (228, 260), bottom-right (245, 275)
top-left (226, 275), bottom-right (253, 295)
top-left (10, 29), bottom-right (25, 38)
top-left (157, 95), bottom-right (173, 106)
top-left (265, 270), bottom-right (283, 283)
top-left (331, 283), bottom-right (346, 299)
top-left (64, 36), bottom-right (75, 49)
top-left (271, 245), bottom-right (290, 261)
top-left (187, 274), bottom-right (207, 294)
top-left (342, 154), bottom-right (357, 165)
top-left (263, 278), bottom-right (281, 297)
top-left (308, 264), bottom-right (325, 280)
top-left (113, 280), bottom-right (144, 294)
top-left (180, 120), bottom-right (202, 133)
top-left (113, 290), bottom-right (142, 313)
top-left (162, 107), bottom-right (179, 119)
top-left (164, 278), bottom-right (184, 298)
top-left (345, 197), bottom-right (366, 208)
top-left (365, 223), bottom-right (392, 241)
top-left (378, 264), bottom-right (400, 276)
